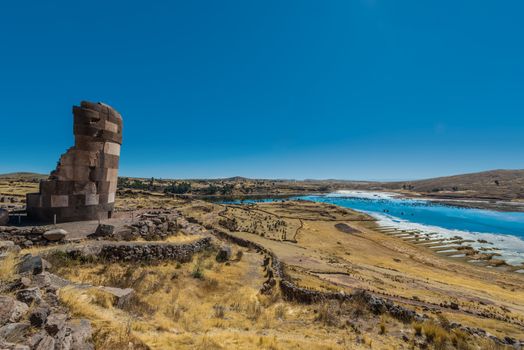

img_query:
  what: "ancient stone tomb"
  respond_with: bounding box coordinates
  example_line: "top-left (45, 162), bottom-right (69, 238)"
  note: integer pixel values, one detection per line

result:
top-left (26, 101), bottom-right (123, 223)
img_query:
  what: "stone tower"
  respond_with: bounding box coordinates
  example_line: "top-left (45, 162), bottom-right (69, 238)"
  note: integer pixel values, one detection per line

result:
top-left (26, 101), bottom-right (123, 223)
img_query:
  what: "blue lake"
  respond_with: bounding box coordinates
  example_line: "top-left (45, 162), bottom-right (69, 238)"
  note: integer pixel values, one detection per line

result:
top-left (298, 193), bottom-right (524, 239)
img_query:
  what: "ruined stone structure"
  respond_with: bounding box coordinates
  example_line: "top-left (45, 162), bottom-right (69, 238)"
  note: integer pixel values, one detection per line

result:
top-left (26, 101), bottom-right (123, 223)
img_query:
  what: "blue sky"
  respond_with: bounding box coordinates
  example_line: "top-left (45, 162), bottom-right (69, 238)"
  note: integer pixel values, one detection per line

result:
top-left (0, 1), bottom-right (522, 180)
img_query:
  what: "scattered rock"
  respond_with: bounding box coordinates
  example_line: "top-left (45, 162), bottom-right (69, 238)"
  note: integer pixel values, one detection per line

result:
top-left (29, 307), bottom-right (50, 327)
top-left (28, 332), bottom-right (46, 348)
top-left (89, 224), bottom-right (115, 238)
top-left (32, 273), bottom-right (52, 288)
top-left (216, 245), bottom-right (232, 262)
top-left (19, 277), bottom-right (32, 288)
top-left (18, 255), bottom-right (51, 275)
top-left (34, 335), bottom-right (55, 350)
top-left (0, 241), bottom-right (20, 254)
top-left (98, 286), bottom-right (134, 308)
top-left (112, 227), bottom-right (136, 241)
top-left (16, 288), bottom-right (43, 305)
top-left (0, 341), bottom-right (31, 350)
top-left (0, 322), bottom-right (30, 343)
top-left (0, 296), bottom-right (29, 325)
top-left (43, 229), bottom-right (68, 241)
top-left (68, 319), bottom-right (93, 350)
top-left (21, 240), bottom-right (33, 248)
top-left (0, 209), bottom-right (9, 226)
top-left (44, 313), bottom-right (67, 336)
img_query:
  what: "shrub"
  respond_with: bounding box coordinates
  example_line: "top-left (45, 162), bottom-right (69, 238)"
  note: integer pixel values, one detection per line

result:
top-left (451, 330), bottom-right (471, 350)
top-left (423, 321), bottom-right (448, 346)
top-left (315, 300), bottom-right (339, 327)
top-left (413, 322), bottom-right (423, 336)
top-left (0, 252), bottom-right (18, 281)
top-left (274, 304), bottom-right (286, 320)
top-left (203, 277), bottom-right (219, 291)
top-left (235, 250), bottom-right (244, 261)
top-left (246, 299), bottom-right (262, 321)
top-left (191, 265), bottom-right (204, 279)
top-left (213, 304), bottom-right (225, 319)
top-left (379, 317), bottom-right (387, 334)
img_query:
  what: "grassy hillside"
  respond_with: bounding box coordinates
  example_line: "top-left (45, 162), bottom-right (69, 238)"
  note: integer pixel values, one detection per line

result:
top-left (385, 169), bottom-right (524, 200)
top-left (0, 172), bottom-right (47, 181)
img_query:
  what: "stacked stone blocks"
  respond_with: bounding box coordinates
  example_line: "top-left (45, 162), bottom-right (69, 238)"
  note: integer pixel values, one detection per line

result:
top-left (26, 101), bottom-right (123, 223)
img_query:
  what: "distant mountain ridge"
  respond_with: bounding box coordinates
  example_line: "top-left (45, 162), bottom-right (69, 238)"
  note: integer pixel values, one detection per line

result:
top-left (0, 172), bottom-right (48, 181)
top-left (383, 169), bottom-right (524, 200)
top-left (2, 169), bottom-right (523, 200)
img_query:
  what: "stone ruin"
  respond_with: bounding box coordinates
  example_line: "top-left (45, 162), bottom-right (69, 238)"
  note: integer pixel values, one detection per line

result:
top-left (26, 101), bottom-right (123, 223)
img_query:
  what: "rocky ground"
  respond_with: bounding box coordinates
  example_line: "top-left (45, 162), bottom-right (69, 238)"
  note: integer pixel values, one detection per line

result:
top-left (1, 187), bottom-right (523, 349)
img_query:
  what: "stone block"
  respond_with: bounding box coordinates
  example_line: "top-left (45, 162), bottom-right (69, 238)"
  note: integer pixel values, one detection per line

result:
top-left (26, 194), bottom-right (42, 208)
top-left (103, 142), bottom-right (121, 156)
top-left (55, 181), bottom-right (74, 195)
top-left (108, 181), bottom-right (117, 193)
top-left (102, 154), bottom-right (120, 169)
top-left (50, 195), bottom-right (68, 208)
top-left (73, 107), bottom-right (100, 123)
top-left (80, 101), bottom-right (101, 112)
top-left (85, 194), bottom-right (99, 206)
top-left (72, 165), bottom-right (91, 182)
top-left (104, 120), bottom-right (118, 133)
top-left (75, 136), bottom-right (104, 152)
top-left (105, 168), bottom-right (119, 182)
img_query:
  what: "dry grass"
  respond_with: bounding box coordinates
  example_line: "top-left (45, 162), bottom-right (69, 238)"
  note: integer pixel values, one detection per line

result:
top-left (52, 250), bottom-right (387, 349)
top-left (422, 321), bottom-right (449, 348)
top-left (0, 252), bottom-right (19, 282)
top-left (59, 287), bottom-right (149, 349)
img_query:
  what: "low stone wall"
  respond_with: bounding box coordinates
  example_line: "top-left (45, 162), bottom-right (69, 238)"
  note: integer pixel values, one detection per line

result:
top-left (0, 226), bottom-right (52, 247)
top-left (100, 238), bottom-right (211, 262)
top-left (65, 237), bottom-right (212, 263)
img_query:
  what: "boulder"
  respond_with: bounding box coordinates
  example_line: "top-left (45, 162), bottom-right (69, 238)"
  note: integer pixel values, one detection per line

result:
top-left (43, 229), bottom-right (68, 241)
top-left (112, 227), bottom-right (136, 241)
top-left (44, 313), bottom-right (67, 336)
top-left (0, 296), bottom-right (29, 325)
top-left (32, 273), bottom-right (51, 288)
top-left (18, 255), bottom-right (51, 275)
top-left (35, 335), bottom-right (55, 350)
top-left (16, 287), bottom-right (43, 305)
top-left (0, 322), bottom-right (30, 343)
top-left (21, 240), bottom-right (32, 249)
top-left (29, 306), bottom-right (50, 327)
top-left (98, 286), bottom-right (134, 308)
top-left (89, 224), bottom-right (115, 238)
top-left (0, 209), bottom-right (9, 226)
top-left (0, 341), bottom-right (30, 350)
top-left (216, 245), bottom-right (232, 262)
top-left (0, 241), bottom-right (20, 254)
top-left (68, 319), bottom-right (93, 350)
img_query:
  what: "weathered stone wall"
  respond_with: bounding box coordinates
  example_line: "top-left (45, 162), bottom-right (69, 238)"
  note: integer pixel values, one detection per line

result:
top-left (27, 101), bottom-right (123, 223)
top-left (64, 237), bottom-right (212, 263)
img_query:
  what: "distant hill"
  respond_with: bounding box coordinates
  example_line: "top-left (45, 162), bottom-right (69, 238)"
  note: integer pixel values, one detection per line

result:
top-left (0, 172), bottom-right (47, 181)
top-left (384, 169), bottom-right (524, 200)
